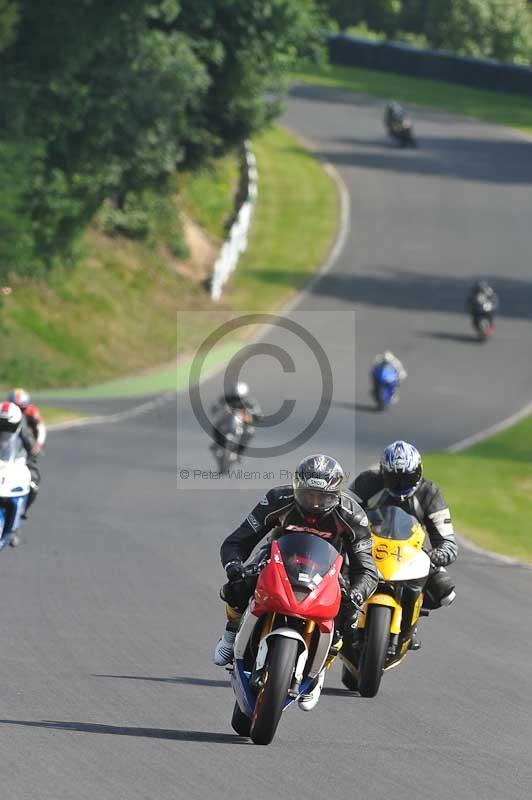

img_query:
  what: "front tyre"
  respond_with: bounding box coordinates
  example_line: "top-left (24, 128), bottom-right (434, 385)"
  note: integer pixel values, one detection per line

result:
top-left (250, 636), bottom-right (299, 745)
top-left (358, 606), bottom-right (391, 698)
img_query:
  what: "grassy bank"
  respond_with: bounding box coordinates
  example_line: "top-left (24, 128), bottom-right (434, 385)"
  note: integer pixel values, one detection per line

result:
top-left (41, 406), bottom-right (86, 425)
top-left (231, 126), bottom-right (338, 311)
top-left (292, 63), bottom-right (532, 134)
top-left (8, 125), bottom-right (338, 396)
top-left (423, 417), bottom-right (532, 562)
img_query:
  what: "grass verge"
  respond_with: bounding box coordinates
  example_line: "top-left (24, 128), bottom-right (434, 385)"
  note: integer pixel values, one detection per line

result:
top-left (423, 416), bottom-right (532, 562)
top-left (291, 62), bottom-right (532, 134)
top-left (231, 126), bottom-right (338, 311)
top-left (27, 125), bottom-right (338, 398)
top-left (41, 406), bottom-right (85, 425)
top-left (0, 152), bottom-right (241, 391)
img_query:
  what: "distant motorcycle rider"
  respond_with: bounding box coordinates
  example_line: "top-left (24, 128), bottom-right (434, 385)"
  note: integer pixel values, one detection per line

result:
top-left (210, 382), bottom-right (262, 454)
top-left (350, 441), bottom-right (457, 652)
top-left (384, 101), bottom-right (415, 145)
top-left (0, 402), bottom-right (40, 535)
top-left (213, 454), bottom-right (379, 712)
top-left (371, 351), bottom-right (407, 402)
top-left (466, 280), bottom-right (498, 317)
top-left (7, 388), bottom-right (47, 455)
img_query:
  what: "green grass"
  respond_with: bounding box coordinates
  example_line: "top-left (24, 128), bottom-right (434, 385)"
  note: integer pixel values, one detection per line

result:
top-left (423, 416), bottom-right (532, 562)
top-left (179, 154), bottom-right (240, 241)
top-left (0, 126), bottom-right (338, 394)
top-left (231, 126), bottom-right (338, 311)
top-left (291, 62), bottom-right (532, 134)
top-left (41, 406), bottom-right (85, 425)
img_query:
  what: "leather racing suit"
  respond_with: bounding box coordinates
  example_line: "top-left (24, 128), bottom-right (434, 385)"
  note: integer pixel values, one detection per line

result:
top-left (220, 485), bottom-right (379, 628)
top-left (350, 470), bottom-right (457, 607)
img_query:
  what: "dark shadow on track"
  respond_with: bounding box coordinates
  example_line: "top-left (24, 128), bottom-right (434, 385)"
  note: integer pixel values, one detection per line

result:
top-left (316, 136), bottom-right (532, 186)
top-left (93, 674), bottom-right (230, 688)
top-left (245, 269), bottom-right (532, 321)
top-left (421, 331), bottom-right (480, 344)
top-left (322, 687), bottom-right (358, 698)
top-left (0, 719), bottom-right (247, 744)
top-left (333, 401), bottom-right (379, 413)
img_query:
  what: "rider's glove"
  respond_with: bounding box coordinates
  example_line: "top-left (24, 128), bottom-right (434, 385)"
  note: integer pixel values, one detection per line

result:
top-left (429, 549), bottom-right (448, 568)
top-left (225, 560), bottom-right (245, 582)
top-left (348, 589), bottom-right (365, 611)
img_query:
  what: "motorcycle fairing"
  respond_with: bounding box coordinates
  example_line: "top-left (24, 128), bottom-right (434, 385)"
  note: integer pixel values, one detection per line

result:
top-left (252, 540), bottom-right (342, 630)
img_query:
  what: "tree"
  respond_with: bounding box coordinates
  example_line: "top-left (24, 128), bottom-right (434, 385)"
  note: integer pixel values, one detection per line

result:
top-left (425, 0), bottom-right (532, 63)
top-left (1, 1), bottom-right (208, 266)
top-left (0, 0), bottom-right (18, 52)
top-left (175, 0), bottom-right (324, 164)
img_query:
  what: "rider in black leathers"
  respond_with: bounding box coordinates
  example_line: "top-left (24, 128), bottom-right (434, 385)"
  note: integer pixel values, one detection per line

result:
top-left (210, 382), bottom-right (262, 454)
top-left (213, 454), bottom-right (379, 710)
top-left (466, 280), bottom-right (499, 319)
top-left (350, 441), bottom-right (457, 652)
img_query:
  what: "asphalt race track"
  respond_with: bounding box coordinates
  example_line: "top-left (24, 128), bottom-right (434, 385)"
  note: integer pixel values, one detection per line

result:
top-left (2, 85), bottom-right (532, 799)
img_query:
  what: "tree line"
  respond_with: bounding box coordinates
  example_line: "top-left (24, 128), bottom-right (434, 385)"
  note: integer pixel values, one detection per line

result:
top-left (320, 0), bottom-right (532, 64)
top-left (0, 0), bottom-right (322, 280)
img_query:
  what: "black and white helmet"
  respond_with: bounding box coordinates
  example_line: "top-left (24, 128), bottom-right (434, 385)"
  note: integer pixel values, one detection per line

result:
top-left (293, 454), bottom-right (344, 518)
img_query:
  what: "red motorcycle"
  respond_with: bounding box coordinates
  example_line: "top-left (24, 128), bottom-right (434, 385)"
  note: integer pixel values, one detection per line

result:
top-left (229, 531), bottom-right (343, 745)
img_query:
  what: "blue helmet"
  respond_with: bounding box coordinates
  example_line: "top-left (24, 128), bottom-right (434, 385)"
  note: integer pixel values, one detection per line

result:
top-left (380, 441), bottom-right (422, 499)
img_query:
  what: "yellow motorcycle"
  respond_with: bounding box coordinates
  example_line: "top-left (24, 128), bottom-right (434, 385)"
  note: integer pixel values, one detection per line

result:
top-left (340, 506), bottom-right (431, 697)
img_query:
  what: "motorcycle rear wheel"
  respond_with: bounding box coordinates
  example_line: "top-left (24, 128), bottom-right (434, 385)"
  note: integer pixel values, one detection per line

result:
top-left (231, 701), bottom-right (251, 737)
top-left (358, 606), bottom-right (392, 698)
top-left (250, 636), bottom-right (299, 745)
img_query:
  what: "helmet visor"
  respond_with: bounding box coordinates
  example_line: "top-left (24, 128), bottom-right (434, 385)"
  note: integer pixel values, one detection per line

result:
top-left (294, 487), bottom-right (339, 514)
top-left (383, 467), bottom-right (422, 497)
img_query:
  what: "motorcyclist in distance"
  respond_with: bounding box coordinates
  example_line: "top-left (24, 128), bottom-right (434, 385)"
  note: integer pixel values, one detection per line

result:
top-left (371, 350), bottom-right (407, 403)
top-left (213, 454), bottom-right (379, 712)
top-left (210, 382), bottom-right (262, 454)
top-left (466, 280), bottom-right (499, 316)
top-left (0, 402), bottom-right (40, 542)
top-left (384, 102), bottom-right (416, 146)
top-left (350, 441), bottom-right (457, 655)
top-left (7, 388), bottom-right (47, 455)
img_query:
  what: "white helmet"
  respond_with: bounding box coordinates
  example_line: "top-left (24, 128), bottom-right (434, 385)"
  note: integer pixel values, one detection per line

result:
top-left (383, 351), bottom-right (395, 362)
top-left (0, 401), bottom-right (23, 434)
top-left (226, 382), bottom-right (249, 401)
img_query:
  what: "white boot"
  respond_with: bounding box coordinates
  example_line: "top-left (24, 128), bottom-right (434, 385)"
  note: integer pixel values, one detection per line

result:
top-left (298, 670), bottom-right (325, 712)
top-left (213, 629), bottom-right (236, 666)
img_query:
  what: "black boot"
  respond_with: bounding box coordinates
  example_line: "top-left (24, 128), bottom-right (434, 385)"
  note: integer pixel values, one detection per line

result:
top-left (22, 485), bottom-right (38, 520)
top-left (408, 626), bottom-right (421, 651)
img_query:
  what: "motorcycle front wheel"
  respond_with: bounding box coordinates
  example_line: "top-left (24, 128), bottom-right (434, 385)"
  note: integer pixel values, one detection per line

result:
top-left (250, 636), bottom-right (299, 745)
top-left (358, 605), bottom-right (391, 698)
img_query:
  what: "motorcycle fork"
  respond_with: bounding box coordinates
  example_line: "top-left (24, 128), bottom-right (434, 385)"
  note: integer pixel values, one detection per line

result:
top-left (289, 620), bottom-right (315, 697)
top-left (398, 584), bottom-right (422, 652)
top-left (250, 613), bottom-right (275, 690)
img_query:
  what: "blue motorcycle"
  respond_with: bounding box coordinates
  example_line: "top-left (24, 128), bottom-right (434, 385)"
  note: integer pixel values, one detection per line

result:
top-left (371, 363), bottom-right (400, 411)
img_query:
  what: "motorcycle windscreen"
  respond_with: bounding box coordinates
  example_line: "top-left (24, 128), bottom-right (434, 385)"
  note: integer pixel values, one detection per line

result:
top-left (277, 532), bottom-right (339, 592)
top-left (369, 506), bottom-right (422, 541)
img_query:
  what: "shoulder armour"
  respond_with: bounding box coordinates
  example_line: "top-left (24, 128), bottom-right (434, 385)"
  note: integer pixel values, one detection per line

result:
top-left (266, 484), bottom-right (294, 505)
top-left (339, 491), bottom-right (369, 527)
